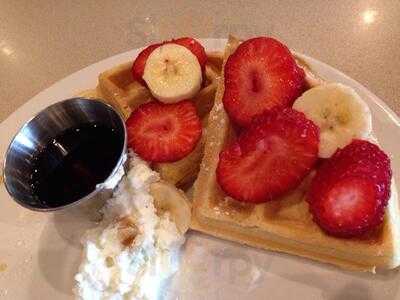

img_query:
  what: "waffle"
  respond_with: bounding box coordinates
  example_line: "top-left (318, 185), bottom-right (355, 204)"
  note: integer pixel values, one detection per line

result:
top-left (81, 50), bottom-right (224, 188)
top-left (191, 36), bottom-right (400, 272)
top-left (98, 62), bottom-right (152, 119)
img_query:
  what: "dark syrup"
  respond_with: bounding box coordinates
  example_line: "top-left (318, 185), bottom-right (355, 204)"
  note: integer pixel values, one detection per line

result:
top-left (30, 123), bottom-right (123, 208)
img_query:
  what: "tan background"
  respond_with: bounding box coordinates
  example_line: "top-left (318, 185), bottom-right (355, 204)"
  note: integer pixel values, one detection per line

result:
top-left (0, 0), bottom-right (399, 122)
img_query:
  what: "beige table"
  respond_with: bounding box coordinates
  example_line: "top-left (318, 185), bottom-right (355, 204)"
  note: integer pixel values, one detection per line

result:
top-left (0, 0), bottom-right (399, 122)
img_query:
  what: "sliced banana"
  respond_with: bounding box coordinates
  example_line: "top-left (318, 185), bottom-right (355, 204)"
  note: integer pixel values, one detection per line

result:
top-left (150, 181), bottom-right (191, 234)
top-left (143, 43), bottom-right (202, 103)
top-left (293, 83), bottom-right (372, 158)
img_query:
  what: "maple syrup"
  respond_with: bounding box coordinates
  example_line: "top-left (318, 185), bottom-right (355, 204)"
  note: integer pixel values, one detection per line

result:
top-left (30, 123), bottom-right (124, 208)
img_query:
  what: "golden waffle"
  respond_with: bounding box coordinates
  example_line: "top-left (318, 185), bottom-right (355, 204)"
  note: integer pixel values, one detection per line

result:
top-left (191, 36), bottom-right (400, 272)
top-left (98, 62), bottom-right (152, 119)
top-left (86, 50), bottom-right (223, 188)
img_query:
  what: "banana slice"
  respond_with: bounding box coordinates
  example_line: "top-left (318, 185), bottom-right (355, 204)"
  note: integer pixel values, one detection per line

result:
top-left (293, 83), bottom-right (372, 158)
top-left (150, 181), bottom-right (191, 234)
top-left (143, 44), bottom-right (202, 103)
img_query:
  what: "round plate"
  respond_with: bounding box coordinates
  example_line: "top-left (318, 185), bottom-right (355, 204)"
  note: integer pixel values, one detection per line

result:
top-left (0, 39), bottom-right (399, 300)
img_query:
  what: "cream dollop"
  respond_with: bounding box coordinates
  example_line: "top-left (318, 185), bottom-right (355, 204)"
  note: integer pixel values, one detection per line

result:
top-left (74, 153), bottom-right (185, 300)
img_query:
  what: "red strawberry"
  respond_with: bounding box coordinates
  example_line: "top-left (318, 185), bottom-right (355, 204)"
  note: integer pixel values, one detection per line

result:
top-left (223, 37), bottom-right (306, 127)
top-left (132, 43), bottom-right (162, 85)
top-left (216, 108), bottom-right (319, 203)
top-left (172, 37), bottom-right (208, 69)
top-left (126, 100), bottom-right (202, 162)
top-left (328, 140), bottom-right (391, 203)
top-left (131, 37), bottom-right (207, 84)
top-left (308, 140), bottom-right (392, 238)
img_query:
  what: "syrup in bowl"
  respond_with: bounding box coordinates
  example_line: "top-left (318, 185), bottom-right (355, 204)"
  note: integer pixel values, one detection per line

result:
top-left (3, 98), bottom-right (127, 211)
top-left (30, 123), bottom-right (124, 208)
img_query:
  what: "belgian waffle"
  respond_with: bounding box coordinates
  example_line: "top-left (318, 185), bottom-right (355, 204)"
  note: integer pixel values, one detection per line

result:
top-left (190, 36), bottom-right (400, 272)
top-left (78, 50), bottom-right (224, 188)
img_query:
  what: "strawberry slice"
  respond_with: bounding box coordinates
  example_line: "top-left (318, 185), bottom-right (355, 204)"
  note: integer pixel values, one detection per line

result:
top-left (223, 37), bottom-right (306, 127)
top-left (171, 37), bottom-right (207, 69)
top-left (309, 140), bottom-right (392, 238)
top-left (132, 43), bottom-right (162, 85)
top-left (312, 177), bottom-right (381, 236)
top-left (126, 100), bottom-right (202, 162)
top-left (216, 108), bottom-right (319, 203)
top-left (131, 37), bottom-right (207, 84)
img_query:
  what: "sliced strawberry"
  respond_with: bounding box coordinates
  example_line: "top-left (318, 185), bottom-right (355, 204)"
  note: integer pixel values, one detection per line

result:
top-left (308, 140), bottom-right (392, 238)
top-left (312, 177), bottom-right (383, 236)
top-left (172, 37), bottom-right (208, 69)
top-left (309, 140), bottom-right (391, 206)
top-left (126, 100), bottom-right (202, 162)
top-left (216, 108), bottom-right (319, 203)
top-left (223, 37), bottom-right (306, 127)
top-left (132, 43), bottom-right (162, 85)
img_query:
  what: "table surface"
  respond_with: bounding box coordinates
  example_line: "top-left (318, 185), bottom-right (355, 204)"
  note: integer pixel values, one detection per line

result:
top-left (1, 0), bottom-right (399, 122)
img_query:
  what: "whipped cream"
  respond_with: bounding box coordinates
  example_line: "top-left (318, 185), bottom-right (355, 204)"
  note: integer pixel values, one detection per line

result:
top-left (74, 153), bottom-right (185, 300)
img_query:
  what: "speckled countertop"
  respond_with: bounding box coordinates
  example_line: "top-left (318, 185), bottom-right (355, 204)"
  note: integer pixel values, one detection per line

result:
top-left (0, 0), bottom-right (399, 121)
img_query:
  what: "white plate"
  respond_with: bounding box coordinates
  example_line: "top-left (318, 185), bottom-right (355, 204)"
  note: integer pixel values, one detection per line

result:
top-left (1, 39), bottom-right (400, 300)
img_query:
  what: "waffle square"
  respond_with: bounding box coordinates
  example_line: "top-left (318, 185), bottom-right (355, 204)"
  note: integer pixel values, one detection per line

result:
top-left (190, 36), bottom-right (400, 272)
